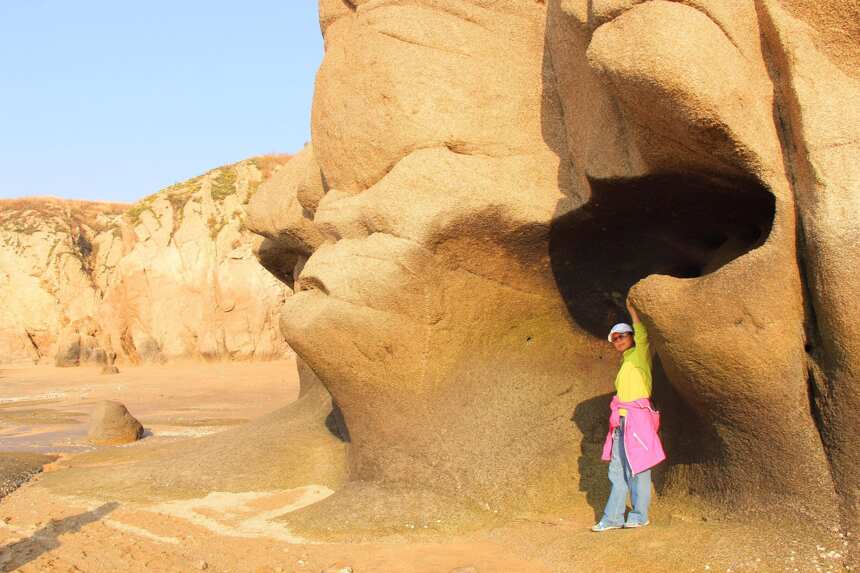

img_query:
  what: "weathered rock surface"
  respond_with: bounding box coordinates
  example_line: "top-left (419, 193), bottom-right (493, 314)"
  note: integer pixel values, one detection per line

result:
top-left (87, 400), bottom-right (144, 445)
top-left (245, 0), bottom-right (859, 553)
top-left (0, 453), bottom-right (57, 500)
top-left (0, 156), bottom-right (293, 364)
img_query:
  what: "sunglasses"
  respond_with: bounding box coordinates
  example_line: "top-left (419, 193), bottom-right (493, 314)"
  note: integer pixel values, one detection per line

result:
top-left (610, 333), bottom-right (632, 342)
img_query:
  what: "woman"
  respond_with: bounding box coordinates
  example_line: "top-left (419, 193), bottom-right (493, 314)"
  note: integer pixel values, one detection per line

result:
top-left (591, 299), bottom-right (666, 531)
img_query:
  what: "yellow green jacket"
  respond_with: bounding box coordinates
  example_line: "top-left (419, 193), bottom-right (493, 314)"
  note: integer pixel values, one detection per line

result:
top-left (615, 322), bottom-right (652, 413)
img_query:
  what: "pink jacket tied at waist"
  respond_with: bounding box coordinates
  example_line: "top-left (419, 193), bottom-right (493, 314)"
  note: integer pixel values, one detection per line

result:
top-left (601, 396), bottom-right (666, 475)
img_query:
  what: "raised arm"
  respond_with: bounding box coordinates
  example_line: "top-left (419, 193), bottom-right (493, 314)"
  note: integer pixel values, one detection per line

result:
top-left (626, 298), bottom-right (640, 324)
top-left (626, 297), bottom-right (650, 357)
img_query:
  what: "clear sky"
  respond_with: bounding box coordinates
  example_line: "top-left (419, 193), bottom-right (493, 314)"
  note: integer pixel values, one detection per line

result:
top-left (0, 1), bottom-right (323, 203)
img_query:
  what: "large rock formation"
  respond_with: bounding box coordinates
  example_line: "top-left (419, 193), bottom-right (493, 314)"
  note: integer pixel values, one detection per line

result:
top-left (244, 0), bottom-right (859, 550)
top-left (0, 156), bottom-right (293, 364)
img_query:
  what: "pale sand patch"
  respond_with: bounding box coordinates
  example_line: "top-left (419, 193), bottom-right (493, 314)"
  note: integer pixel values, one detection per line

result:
top-left (0, 518), bottom-right (33, 536)
top-left (150, 486), bottom-right (334, 544)
top-left (148, 427), bottom-right (225, 438)
top-left (103, 519), bottom-right (181, 545)
top-left (0, 425), bottom-right (76, 438)
top-left (0, 393), bottom-right (66, 405)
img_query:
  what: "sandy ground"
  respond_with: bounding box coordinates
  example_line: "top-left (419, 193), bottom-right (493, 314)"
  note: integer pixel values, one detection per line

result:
top-left (0, 360), bottom-right (851, 572)
top-left (0, 361), bottom-right (298, 453)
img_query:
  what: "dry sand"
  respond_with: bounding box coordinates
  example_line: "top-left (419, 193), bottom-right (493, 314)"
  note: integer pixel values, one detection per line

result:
top-left (0, 360), bottom-right (850, 572)
top-left (0, 361), bottom-right (297, 453)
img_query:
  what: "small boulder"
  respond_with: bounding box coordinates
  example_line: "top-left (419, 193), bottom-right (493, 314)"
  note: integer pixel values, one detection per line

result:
top-left (88, 401), bottom-right (143, 445)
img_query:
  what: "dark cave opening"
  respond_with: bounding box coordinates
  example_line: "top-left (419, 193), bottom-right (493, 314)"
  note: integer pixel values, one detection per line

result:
top-left (549, 173), bottom-right (775, 338)
top-left (256, 237), bottom-right (299, 289)
top-left (552, 173), bottom-right (775, 496)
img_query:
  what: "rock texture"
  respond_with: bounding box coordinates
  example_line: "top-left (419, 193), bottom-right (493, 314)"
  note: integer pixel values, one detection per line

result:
top-left (244, 0), bottom-right (858, 553)
top-left (0, 156), bottom-right (293, 365)
top-left (0, 453), bottom-right (56, 500)
top-left (0, 198), bottom-right (125, 365)
top-left (87, 401), bottom-right (144, 446)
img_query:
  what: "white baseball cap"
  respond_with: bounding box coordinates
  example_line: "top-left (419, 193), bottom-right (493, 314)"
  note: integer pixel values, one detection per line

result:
top-left (607, 323), bottom-right (633, 342)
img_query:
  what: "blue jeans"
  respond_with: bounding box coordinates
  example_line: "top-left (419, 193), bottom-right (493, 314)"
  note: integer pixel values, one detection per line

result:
top-left (600, 416), bottom-right (651, 526)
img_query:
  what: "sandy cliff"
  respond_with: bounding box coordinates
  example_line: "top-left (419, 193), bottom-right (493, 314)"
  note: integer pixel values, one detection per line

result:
top-left (0, 155), bottom-right (292, 365)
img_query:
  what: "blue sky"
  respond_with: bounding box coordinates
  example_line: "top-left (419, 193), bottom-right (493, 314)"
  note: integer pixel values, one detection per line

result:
top-left (0, 1), bottom-right (323, 203)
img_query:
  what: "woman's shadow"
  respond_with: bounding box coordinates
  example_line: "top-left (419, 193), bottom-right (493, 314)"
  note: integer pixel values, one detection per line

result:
top-left (0, 502), bottom-right (118, 571)
top-left (571, 392), bottom-right (614, 521)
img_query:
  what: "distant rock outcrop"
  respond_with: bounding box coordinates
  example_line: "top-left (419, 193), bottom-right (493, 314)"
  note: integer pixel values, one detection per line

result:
top-left (0, 198), bottom-right (124, 365)
top-left (0, 155), bottom-right (293, 364)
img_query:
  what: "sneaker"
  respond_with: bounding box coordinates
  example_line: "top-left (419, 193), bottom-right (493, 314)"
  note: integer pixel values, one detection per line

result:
top-left (591, 521), bottom-right (623, 532)
top-left (623, 520), bottom-right (650, 529)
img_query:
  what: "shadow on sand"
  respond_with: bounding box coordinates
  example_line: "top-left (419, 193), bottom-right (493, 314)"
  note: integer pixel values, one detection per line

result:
top-left (0, 502), bottom-right (118, 571)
